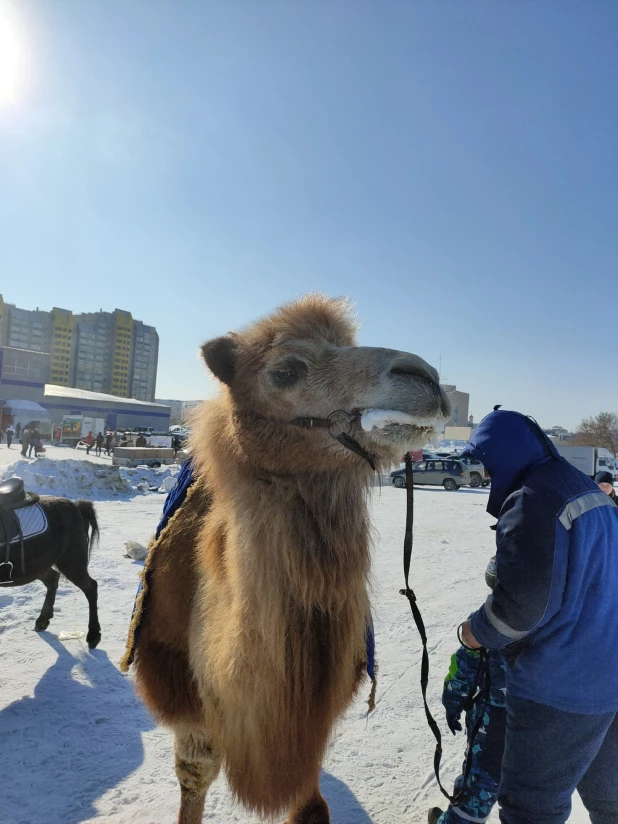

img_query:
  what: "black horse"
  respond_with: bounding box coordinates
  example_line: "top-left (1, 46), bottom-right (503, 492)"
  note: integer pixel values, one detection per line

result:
top-left (0, 480), bottom-right (101, 647)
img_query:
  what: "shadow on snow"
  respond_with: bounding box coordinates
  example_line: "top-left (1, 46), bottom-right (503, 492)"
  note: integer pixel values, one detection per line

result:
top-left (1, 634), bottom-right (154, 824)
top-left (321, 771), bottom-right (372, 823)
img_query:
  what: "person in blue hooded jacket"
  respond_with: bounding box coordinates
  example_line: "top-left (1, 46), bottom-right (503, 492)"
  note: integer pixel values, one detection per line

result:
top-left (458, 409), bottom-right (618, 824)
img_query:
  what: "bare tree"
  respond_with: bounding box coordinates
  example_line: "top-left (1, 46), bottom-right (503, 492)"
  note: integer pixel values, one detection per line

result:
top-left (573, 412), bottom-right (618, 457)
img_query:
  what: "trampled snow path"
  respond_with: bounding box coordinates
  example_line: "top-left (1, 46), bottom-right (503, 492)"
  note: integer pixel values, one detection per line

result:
top-left (0, 482), bottom-right (587, 824)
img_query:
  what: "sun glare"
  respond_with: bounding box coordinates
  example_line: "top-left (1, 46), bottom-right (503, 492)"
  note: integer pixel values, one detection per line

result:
top-left (0, 6), bottom-right (23, 106)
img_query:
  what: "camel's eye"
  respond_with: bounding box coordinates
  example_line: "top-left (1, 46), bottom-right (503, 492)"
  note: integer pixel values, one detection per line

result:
top-left (270, 358), bottom-right (308, 388)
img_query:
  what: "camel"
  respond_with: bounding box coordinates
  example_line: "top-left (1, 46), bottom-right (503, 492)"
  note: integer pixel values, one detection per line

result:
top-left (123, 294), bottom-right (449, 824)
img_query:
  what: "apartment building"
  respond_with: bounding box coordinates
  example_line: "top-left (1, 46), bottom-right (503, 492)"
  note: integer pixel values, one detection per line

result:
top-left (72, 311), bottom-right (114, 395)
top-left (130, 319), bottom-right (159, 402)
top-left (49, 307), bottom-right (74, 386)
top-left (0, 297), bottom-right (159, 402)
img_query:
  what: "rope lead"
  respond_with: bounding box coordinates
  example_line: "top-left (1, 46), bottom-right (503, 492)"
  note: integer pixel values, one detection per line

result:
top-left (400, 453), bottom-right (489, 806)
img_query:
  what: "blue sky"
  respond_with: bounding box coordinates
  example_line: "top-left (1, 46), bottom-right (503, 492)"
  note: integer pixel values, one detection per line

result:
top-left (1, 1), bottom-right (617, 430)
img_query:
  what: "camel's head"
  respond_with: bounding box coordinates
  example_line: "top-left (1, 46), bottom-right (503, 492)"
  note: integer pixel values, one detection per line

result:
top-left (201, 295), bottom-right (450, 473)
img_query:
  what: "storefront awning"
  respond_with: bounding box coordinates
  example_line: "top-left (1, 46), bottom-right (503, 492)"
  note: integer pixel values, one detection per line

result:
top-left (2, 399), bottom-right (51, 418)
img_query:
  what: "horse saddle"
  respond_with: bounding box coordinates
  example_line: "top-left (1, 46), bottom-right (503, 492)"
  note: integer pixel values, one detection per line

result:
top-left (0, 478), bottom-right (40, 584)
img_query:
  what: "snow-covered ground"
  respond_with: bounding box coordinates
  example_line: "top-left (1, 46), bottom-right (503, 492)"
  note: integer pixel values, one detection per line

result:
top-left (0, 448), bottom-right (587, 823)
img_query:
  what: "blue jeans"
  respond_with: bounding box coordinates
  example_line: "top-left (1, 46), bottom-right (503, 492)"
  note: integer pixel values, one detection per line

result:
top-left (499, 695), bottom-right (618, 824)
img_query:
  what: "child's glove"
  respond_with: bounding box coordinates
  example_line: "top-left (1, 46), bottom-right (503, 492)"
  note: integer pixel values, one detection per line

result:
top-left (446, 712), bottom-right (462, 735)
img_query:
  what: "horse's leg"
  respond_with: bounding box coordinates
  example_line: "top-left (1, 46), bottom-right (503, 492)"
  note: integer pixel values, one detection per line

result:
top-left (34, 568), bottom-right (60, 631)
top-left (174, 726), bottom-right (221, 824)
top-left (56, 557), bottom-right (101, 648)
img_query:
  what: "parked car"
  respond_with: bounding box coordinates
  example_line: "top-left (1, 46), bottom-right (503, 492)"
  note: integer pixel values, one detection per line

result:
top-left (391, 459), bottom-right (471, 491)
top-left (394, 450), bottom-right (442, 472)
top-left (451, 453), bottom-right (490, 488)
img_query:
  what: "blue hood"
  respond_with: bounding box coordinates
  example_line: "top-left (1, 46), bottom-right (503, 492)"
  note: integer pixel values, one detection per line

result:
top-left (461, 410), bottom-right (560, 517)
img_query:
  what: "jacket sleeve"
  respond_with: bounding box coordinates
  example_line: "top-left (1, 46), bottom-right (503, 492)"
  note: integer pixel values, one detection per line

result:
top-left (470, 489), bottom-right (563, 650)
top-left (442, 646), bottom-right (481, 716)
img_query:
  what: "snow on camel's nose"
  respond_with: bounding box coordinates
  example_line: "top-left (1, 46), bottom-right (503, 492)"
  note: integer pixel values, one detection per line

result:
top-left (388, 353), bottom-right (440, 386)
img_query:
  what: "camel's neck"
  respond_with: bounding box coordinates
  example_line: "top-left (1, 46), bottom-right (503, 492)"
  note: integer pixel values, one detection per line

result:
top-left (192, 399), bottom-right (373, 614)
top-left (237, 469), bottom-right (371, 613)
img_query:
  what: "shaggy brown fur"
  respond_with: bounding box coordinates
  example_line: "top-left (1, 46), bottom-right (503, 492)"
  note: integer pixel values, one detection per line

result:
top-left (127, 295), bottom-right (448, 823)
top-left (127, 482), bottom-right (212, 721)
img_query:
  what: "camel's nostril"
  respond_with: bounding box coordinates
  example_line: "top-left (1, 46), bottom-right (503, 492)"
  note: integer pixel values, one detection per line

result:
top-left (389, 358), bottom-right (439, 384)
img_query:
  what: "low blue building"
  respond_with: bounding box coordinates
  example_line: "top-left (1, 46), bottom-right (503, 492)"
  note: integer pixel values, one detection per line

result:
top-left (42, 384), bottom-right (171, 432)
top-left (0, 345), bottom-right (171, 433)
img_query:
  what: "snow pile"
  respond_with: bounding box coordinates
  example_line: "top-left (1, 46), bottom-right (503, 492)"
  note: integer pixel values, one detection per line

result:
top-left (0, 458), bottom-right (178, 500)
top-left (120, 465), bottom-right (177, 493)
top-left (125, 540), bottom-right (149, 560)
top-left (160, 474), bottom-right (177, 493)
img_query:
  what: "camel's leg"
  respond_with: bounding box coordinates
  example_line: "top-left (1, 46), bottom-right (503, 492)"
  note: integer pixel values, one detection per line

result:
top-left (34, 568), bottom-right (60, 631)
top-left (285, 783), bottom-right (330, 824)
top-left (174, 727), bottom-right (221, 824)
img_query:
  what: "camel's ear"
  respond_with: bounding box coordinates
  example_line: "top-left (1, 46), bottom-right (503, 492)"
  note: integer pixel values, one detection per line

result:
top-left (201, 335), bottom-right (238, 386)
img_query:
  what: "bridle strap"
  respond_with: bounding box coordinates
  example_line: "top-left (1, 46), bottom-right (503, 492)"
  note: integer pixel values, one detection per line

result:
top-left (291, 411), bottom-right (376, 471)
top-left (244, 409), bottom-right (377, 471)
top-left (334, 432), bottom-right (376, 470)
top-left (399, 456), bottom-right (452, 800)
top-left (289, 416), bottom-right (331, 429)
top-left (399, 454), bottom-right (487, 806)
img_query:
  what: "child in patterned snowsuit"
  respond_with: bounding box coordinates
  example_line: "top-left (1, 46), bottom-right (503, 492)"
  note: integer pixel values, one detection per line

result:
top-left (430, 558), bottom-right (507, 824)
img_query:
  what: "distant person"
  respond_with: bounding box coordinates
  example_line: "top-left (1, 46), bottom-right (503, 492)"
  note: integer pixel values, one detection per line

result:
top-left (595, 470), bottom-right (617, 504)
top-left (172, 434), bottom-right (182, 458)
top-left (136, 433), bottom-right (147, 447)
top-left (105, 432), bottom-right (113, 456)
top-left (95, 432), bottom-right (104, 457)
top-left (20, 428), bottom-right (30, 457)
top-left (28, 428), bottom-right (40, 458)
top-left (6, 424), bottom-right (15, 448)
top-left (15, 422), bottom-right (21, 438)
top-left (0, 428), bottom-right (3, 445)
top-left (85, 431), bottom-right (94, 455)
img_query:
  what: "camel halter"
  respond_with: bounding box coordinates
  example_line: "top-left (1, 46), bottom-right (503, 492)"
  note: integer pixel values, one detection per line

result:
top-left (246, 409), bottom-right (377, 471)
top-left (400, 454), bottom-right (490, 806)
top-left (288, 410), bottom-right (377, 470)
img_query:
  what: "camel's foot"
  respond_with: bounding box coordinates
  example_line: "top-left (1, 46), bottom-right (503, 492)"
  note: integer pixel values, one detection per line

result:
top-left (177, 781), bottom-right (207, 824)
top-left (285, 793), bottom-right (330, 824)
